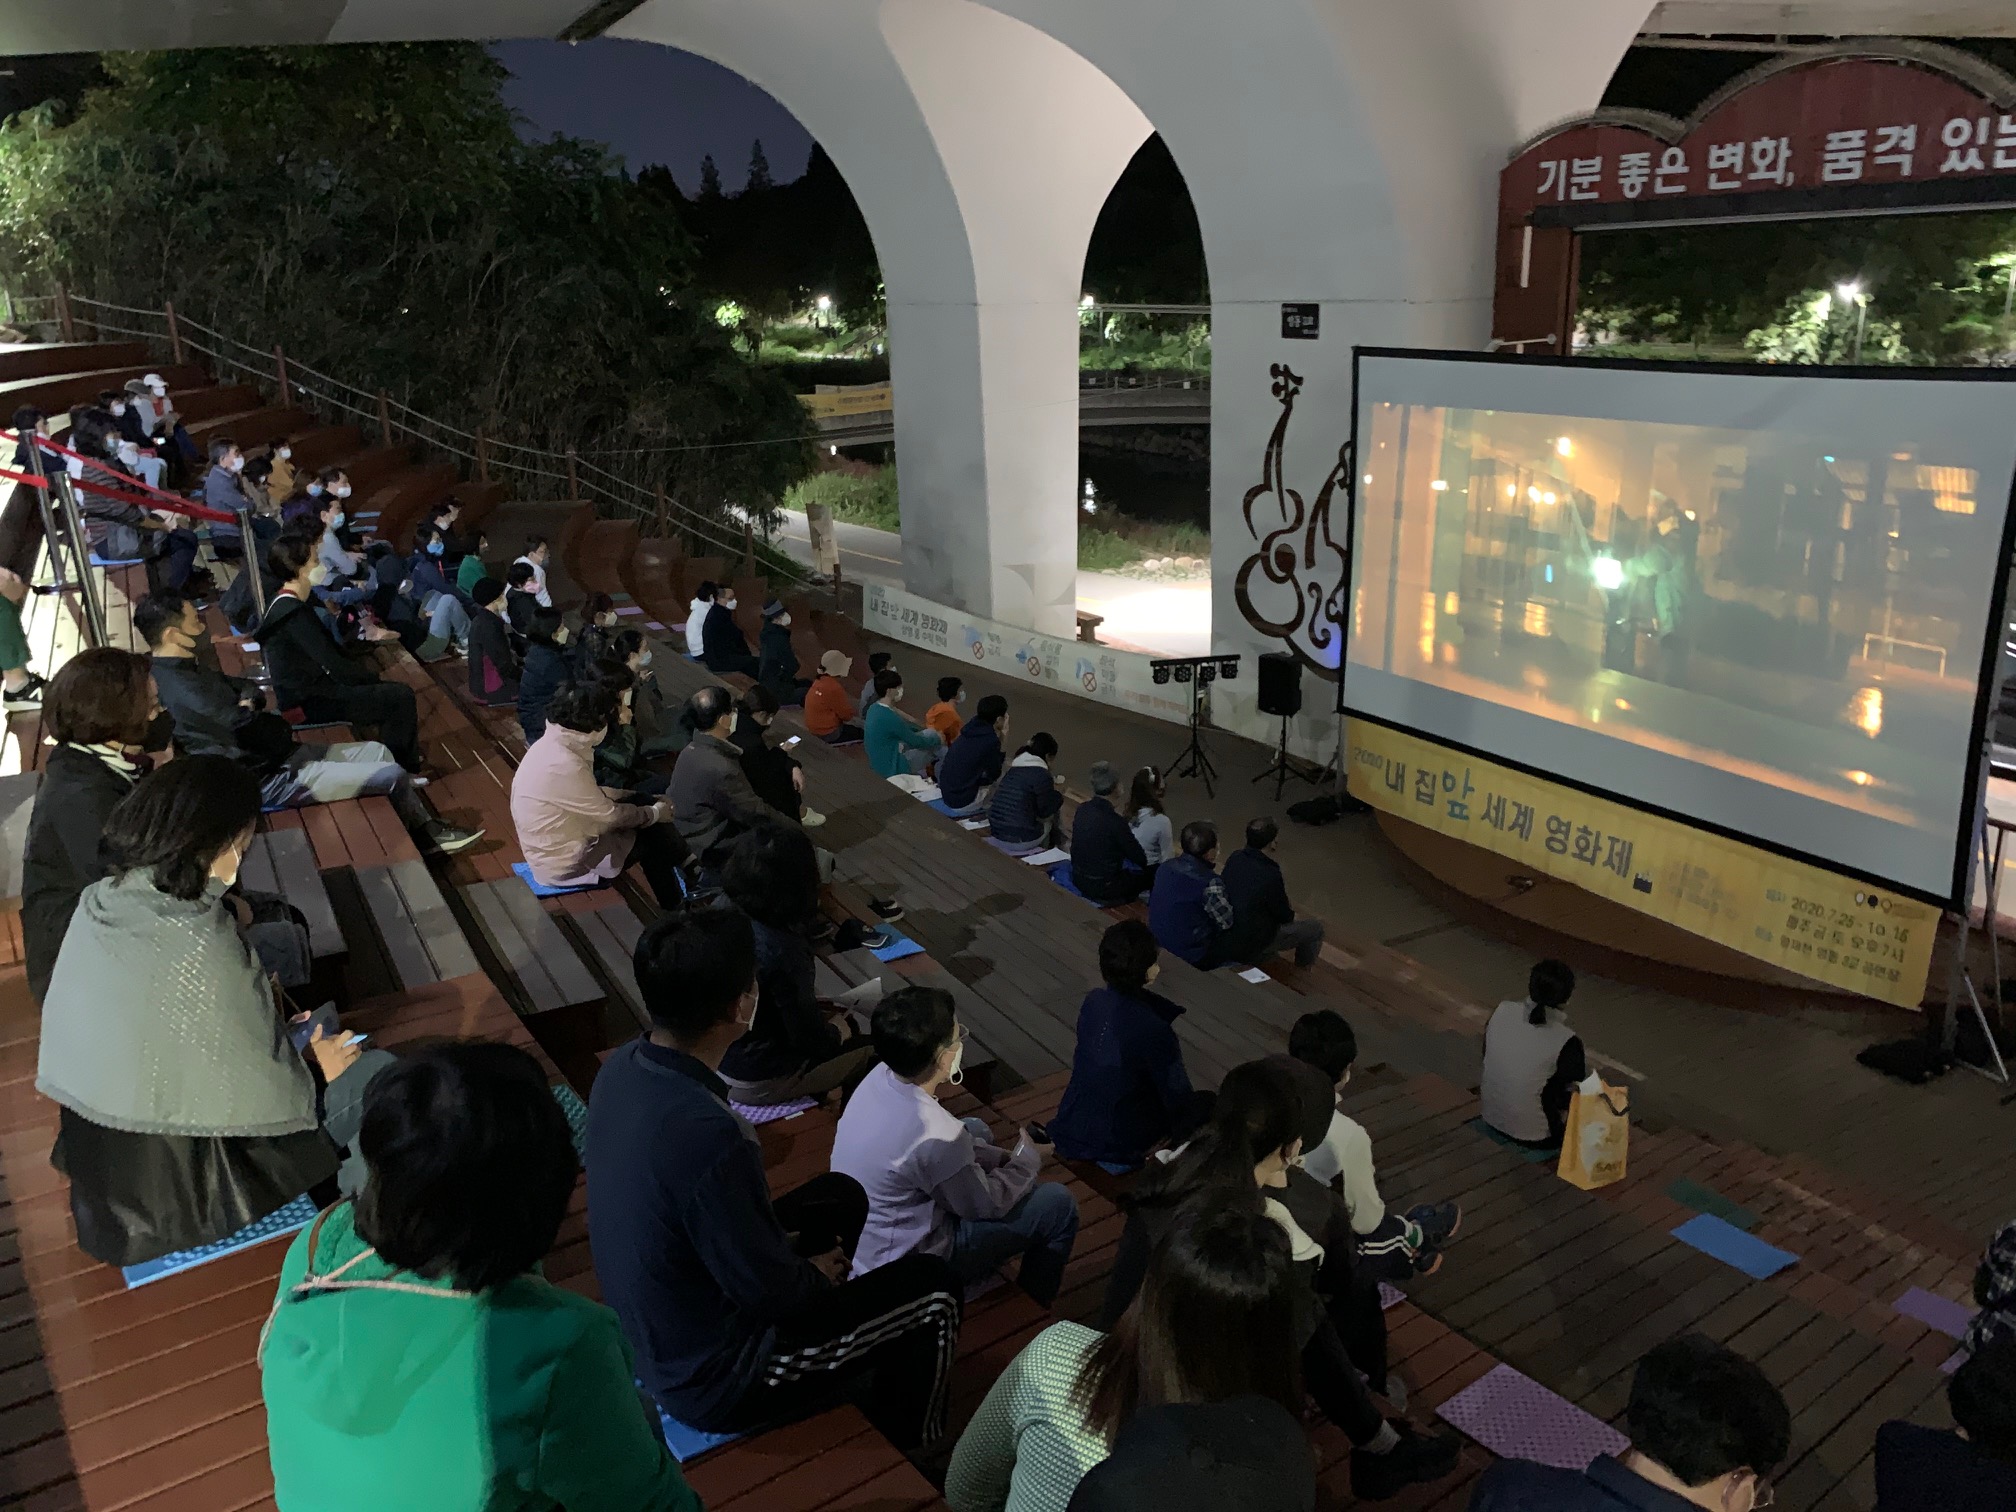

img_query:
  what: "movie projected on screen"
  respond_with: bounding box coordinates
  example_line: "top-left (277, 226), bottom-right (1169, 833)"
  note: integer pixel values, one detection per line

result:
top-left (1346, 351), bottom-right (2016, 903)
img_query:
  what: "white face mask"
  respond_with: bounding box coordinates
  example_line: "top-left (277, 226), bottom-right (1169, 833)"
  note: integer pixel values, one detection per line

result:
top-left (637, 649), bottom-right (653, 667)
top-left (117, 441), bottom-right (139, 465)
top-left (277, 447), bottom-right (291, 460)
top-left (956, 691), bottom-right (967, 705)
top-left (307, 563), bottom-right (329, 588)
top-left (110, 402), bottom-right (126, 417)
top-left (598, 613), bottom-right (616, 628)
top-left (331, 483), bottom-right (352, 500)
top-left (721, 597), bottom-right (736, 611)
top-left (226, 455), bottom-right (244, 473)
top-left (214, 841), bottom-right (243, 890)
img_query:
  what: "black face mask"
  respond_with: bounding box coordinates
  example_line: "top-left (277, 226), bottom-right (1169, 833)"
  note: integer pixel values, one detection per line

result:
top-left (142, 710), bottom-right (176, 753)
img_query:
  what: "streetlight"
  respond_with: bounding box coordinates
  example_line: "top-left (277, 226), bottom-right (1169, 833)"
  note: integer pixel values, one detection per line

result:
top-left (1835, 280), bottom-right (1868, 363)
top-left (814, 293), bottom-right (832, 330)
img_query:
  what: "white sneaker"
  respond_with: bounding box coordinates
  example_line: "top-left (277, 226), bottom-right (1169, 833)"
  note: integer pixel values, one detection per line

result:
top-left (801, 808), bottom-right (827, 828)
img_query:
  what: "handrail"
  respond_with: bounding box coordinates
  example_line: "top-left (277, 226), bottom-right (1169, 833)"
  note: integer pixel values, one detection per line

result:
top-left (42, 291), bottom-right (811, 585)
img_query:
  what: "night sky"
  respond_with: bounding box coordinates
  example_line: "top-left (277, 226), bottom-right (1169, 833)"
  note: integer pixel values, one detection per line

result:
top-left (490, 38), bottom-right (814, 191)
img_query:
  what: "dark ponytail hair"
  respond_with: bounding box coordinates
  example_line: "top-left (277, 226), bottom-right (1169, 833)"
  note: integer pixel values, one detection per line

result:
top-left (103, 755), bottom-right (263, 901)
top-left (1132, 1058), bottom-right (1302, 1211)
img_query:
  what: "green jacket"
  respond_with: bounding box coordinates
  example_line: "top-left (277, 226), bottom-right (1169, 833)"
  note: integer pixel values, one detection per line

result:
top-left (261, 1203), bottom-right (702, 1512)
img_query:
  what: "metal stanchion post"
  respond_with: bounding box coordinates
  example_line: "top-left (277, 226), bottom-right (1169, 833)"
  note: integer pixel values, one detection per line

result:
top-left (47, 468), bottom-right (109, 651)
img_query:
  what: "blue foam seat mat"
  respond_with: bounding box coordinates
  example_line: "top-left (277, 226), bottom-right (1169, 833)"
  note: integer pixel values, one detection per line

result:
top-left (869, 929), bottom-right (926, 963)
top-left (511, 861), bottom-right (607, 898)
top-left (1670, 1214), bottom-right (1798, 1279)
top-left (926, 799), bottom-right (983, 819)
top-left (89, 554), bottom-right (147, 568)
top-left (1464, 1117), bottom-right (1558, 1164)
top-left (122, 1192), bottom-right (320, 1288)
top-left (551, 1082), bottom-right (590, 1161)
top-left (654, 1400), bottom-right (743, 1463)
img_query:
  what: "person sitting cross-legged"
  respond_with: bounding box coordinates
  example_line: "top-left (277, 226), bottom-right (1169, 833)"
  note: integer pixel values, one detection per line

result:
top-left (514, 534), bottom-right (555, 608)
top-left (1147, 820), bottom-right (1237, 968)
top-left (1069, 760), bottom-right (1150, 904)
top-left (510, 680), bottom-right (692, 907)
top-left (1220, 818), bottom-right (1324, 969)
top-left (757, 599), bottom-right (810, 706)
top-left (668, 684), bottom-right (790, 874)
top-left (505, 560), bottom-right (543, 636)
top-left (137, 591), bottom-right (481, 856)
top-left (946, 1193), bottom-right (1310, 1512)
top-left (1287, 1009), bottom-right (1458, 1281)
top-left (261, 1041), bottom-right (703, 1512)
top-left (987, 731), bottom-right (1064, 855)
top-left (256, 532), bottom-right (421, 771)
top-left (1479, 958), bottom-right (1586, 1151)
top-left (924, 676), bottom-right (965, 746)
top-left (701, 583), bottom-right (761, 679)
top-left (464, 575), bottom-right (520, 707)
top-left (1468, 1334), bottom-right (1789, 1512)
top-left (613, 628), bottom-right (680, 758)
top-left (937, 694), bottom-right (1008, 817)
top-left (455, 529), bottom-right (492, 596)
top-left (865, 668), bottom-right (944, 779)
top-left (588, 904), bottom-right (965, 1451)
top-left (684, 580), bottom-right (717, 659)
top-left (37, 756), bottom-right (394, 1266)
top-left (832, 986), bottom-right (1080, 1305)
top-left (717, 820), bottom-right (879, 1107)
top-left (731, 682), bottom-right (824, 827)
top-left (1875, 1335), bottom-right (2016, 1512)
top-left (803, 649), bottom-right (863, 744)
top-left (1048, 919), bottom-right (1210, 1173)
top-left (581, 660), bottom-right (668, 801)
top-left (517, 606), bottom-right (574, 744)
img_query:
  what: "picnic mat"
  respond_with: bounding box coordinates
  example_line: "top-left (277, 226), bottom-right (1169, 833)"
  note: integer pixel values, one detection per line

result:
top-left (730, 1097), bottom-right (820, 1125)
top-left (1894, 1286), bottom-right (1976, 1340)
top-left (1438, 1363), bottom-right (1630, 1470)
top-left (1670, 1213), bottom-right (1798, 1279)
top-left (122, 1193), bottom-right (320, 1289)
top-left (869, 930), bottom-right (927, 963)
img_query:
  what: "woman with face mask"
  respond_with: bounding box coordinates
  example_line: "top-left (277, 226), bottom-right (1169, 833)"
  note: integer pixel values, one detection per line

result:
top-left (612, 628), bottom-right (679, 759)
top-left (265, 438), bottom-right (298, 505)
top-left (34, 756), bottom-right (395, 1266)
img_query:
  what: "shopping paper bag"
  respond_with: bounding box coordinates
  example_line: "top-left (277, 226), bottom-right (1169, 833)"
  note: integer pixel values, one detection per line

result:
top-left (1557, 1074), bottom-right (1629, 1190)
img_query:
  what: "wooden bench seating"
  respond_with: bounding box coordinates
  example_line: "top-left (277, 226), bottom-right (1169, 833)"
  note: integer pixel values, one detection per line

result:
top-left (237, 828), bottom-right (344, 962)
top-left (458, 875), bottom-right (606, 1018)
top-left (355, 857), bottom-right (481, 990)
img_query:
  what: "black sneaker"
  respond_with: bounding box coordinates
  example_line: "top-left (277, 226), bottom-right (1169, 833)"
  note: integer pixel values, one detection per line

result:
top-left (1408, 1200), bottom-right (1462, 1246)
top-left (868, 897), bottom-right (904, 923)
top-left (1350, 1422), bottom-right (1462, 1501)
top-left (421, 821), bottom-right (485, 855)
top-left (3, 673), bottom-right (47, 705)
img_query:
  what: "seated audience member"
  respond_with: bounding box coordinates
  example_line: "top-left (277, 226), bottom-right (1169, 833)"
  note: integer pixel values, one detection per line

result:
top-left (1097, 1060), bottom-right (1460, 1498)
top-left (613, 628), bottom-right (680, 757)
top-left (702, 582), bottom-right (762, 679)
top-left (588, 905), bottom-right (964, 1449)
top-left (21, 649), bottom-right (159, 1000)
top-left (731, 682), bottom-right (824, 826)
top-left (1288, 1010), bottom-right (1457, 1280)
top-left (137, 592), bottom-right (480, 854)
top-left (865, 668), bottom-right (945, 779)
top-left (504, 560), bottom-right (543, 635)
top-left (516, 606), bottom-right (573, 744)
top-left (804, 649), bottom-right (864, 744)
top-left (280, 467), bottom-right (330, 526)
top-left (465, 576), bottom-right (520, 706)
top-left (423, 497), bottom-right (468, 562)
top-left (514, 535), bottom-right (554, 607)
top-left (408, 522), bottom-right (474, 658)
top-left (1875, 1337), bottom-right (2016, 1511)
top-left (1070, 760), bottom-right (1149, 903)
top-left (221, 537), bottom-right (284, 634)
top-left (669, 684), bottom-right (787, 869)
top-left (684, 579), bottom-right (717, 659)
top-left (719, 821), bottom-right (877, 1105)
top-left (1479, 959), bottom-right (1586, 1150)
top-left (102, 388), bottom-right (168, 490)
top-left (947, 1195), bottom-right (1306, 1512)
top-left (938, 694), bottom-right (1008, 816)
top-left (1066, 1396), bottom-right (1317, 1512)
top-left (758, 599), bottom-right (810, 706)
top-left (264, 435), bottom-right (297, 505)
top-left (1470, 1334), bottom-right (1789, 1511)
top-left (1049, 920), bottom-right (1207, 1172)
top-left (132, 372), bottom-right (199, 471)
top-left (511, 681), bottom-right (689, 902)
top-left (1221, 818), bottom-right (1325, 968)
top-left (833, 987), bottom-right (1080, 1304)
top-left (69, 410), bottom-right (200, 588)
top-left (314, 487), bottom-right (367, 587)
top-left (1127, 767), bottom-right (1174, 875)
top-left (572, 592), bottom-right (619, 672)
top-left (988, 732), bottom-right (1064, 855)
top-left (202, 436), bottom-right (253, 554)
top-left (1147, 821), bottom-right (1236, 968)
top-left (1962, 1217), bottom-right (2016, 1357)
top-left (262, 1040), bottom-right (702, 1512)
top-left (455, 529), bottom-right (492, 596)
top-left (925, 676), bottom-right (965, 746)
top-left (862, 651), bottom-right (893, 712)
top-left (36, 757), bottom-right (391, 1265)
top-left (0, 568), bottom-right (45, 707)
top-left (257, 534), bottom-right (419, 769)
top-left (580, 660), bottom-right (666, 797)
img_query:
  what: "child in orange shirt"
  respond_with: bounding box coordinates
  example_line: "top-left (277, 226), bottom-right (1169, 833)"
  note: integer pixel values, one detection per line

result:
top-left (924, 675), bottom-right (965, 747)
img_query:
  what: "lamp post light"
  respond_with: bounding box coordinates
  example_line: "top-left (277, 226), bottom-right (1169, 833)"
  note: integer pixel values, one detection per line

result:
top-left (1835, 280), bottom-right (1868, 363)
top-left (814, 293), bottom-right (832, 330)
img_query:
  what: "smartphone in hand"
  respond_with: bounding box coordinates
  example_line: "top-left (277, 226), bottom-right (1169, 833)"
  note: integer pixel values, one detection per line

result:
top-left (783, 735), bottom-right (802, 748)
top-left (287, 1002), bottom-right (342, 1053)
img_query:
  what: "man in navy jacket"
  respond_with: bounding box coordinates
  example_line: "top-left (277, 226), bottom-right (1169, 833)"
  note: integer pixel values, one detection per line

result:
top-left (1220, 817), bottom-right (1325, 967)
top-left (1148, 820), bottom-right (1235, 967)
top-left (587, 905), bottom-right (962, 1450)
top-left (936, 694), bottom-right (1007, 814)
top-left (1069, 760), bottom-right (1149, 904)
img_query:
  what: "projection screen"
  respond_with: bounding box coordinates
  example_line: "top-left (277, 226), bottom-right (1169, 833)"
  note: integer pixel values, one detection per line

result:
top-left (1346, 350), bottom-right (2016, 905)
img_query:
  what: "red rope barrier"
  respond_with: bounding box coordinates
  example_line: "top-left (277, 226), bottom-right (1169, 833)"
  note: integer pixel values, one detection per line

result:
top-left (2, 430), bottom-right (239, 524)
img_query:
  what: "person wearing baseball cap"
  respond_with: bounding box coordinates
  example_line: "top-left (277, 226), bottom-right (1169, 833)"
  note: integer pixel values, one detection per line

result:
top-left (757, 598), bottom-right (809, 707)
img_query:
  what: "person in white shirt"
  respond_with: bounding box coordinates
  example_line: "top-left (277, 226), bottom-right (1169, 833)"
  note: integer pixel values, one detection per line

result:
top-left (684, 579), bottom-right (716, 659)
top-left (830, 986), bottom-right (1079, 1304)
top-left (1288, 1010), bottom-right (1460, 1280)
top-left (1479, 958), bottom-right (1587, 1148)
top-left (512, 535), bottom-right (554, 608)
top-left (1126, 765), bottom-right (1175, 873)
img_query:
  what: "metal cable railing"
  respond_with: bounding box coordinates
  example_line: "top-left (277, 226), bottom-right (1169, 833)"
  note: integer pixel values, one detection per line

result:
top-left (35, 290), bottom-right (812, 586)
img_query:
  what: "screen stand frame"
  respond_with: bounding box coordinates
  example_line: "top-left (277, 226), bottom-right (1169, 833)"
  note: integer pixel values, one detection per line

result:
top-left (1946, 745), bottom-right (2013, 1093)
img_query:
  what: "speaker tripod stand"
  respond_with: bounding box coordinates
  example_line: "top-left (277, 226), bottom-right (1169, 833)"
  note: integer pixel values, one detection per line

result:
top-left (1169, 676), bottom-right (1220, 796)
top-left (1253, 713), bottom-right (1323, 802)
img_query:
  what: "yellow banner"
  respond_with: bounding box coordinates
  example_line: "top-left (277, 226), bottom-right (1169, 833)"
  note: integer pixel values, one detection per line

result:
top-left (797, 385), bottom-right (893, 419)
top-left (1346, 720), bottom-right (1937, 1007)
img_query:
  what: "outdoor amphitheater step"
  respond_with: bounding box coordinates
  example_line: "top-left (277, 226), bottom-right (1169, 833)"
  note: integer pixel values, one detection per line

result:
top-left (0, 359), bottom-right (209, 416)
top-left (0, 339), bottom-right (150, 383)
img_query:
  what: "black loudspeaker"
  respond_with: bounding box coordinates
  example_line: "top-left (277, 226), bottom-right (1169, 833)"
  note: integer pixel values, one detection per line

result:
top-left (1256, 652), bottom-right (1302, 717)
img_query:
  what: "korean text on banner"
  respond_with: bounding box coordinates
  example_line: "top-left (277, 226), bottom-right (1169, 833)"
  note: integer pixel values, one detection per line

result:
top-left (1346, 720), bottom-right (1937, 1008)
top-left (862, 583), bottom-right (1195, 728)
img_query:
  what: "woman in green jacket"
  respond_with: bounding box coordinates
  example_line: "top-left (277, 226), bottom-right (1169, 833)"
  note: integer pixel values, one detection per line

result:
top-left (260, 1041), bottom-right (701, 1512)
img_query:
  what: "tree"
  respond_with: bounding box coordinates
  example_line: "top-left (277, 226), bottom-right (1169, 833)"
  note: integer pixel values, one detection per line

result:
top-left (0, 44), bottom-right (813, 518)
top-left (697, 153), bottom-right (722, 201)
top-left (746, 138), bottom-right (772, 194)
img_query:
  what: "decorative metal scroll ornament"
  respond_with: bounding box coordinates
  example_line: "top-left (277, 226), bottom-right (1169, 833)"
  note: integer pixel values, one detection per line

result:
top-left (1233, 364), bottom-right (1351, 678)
